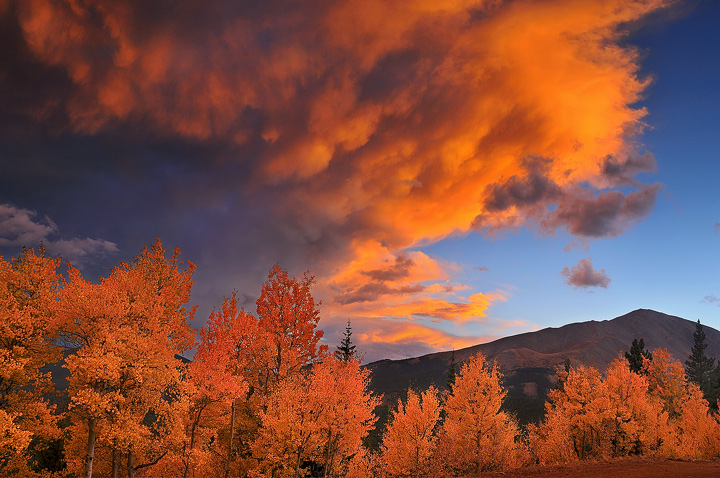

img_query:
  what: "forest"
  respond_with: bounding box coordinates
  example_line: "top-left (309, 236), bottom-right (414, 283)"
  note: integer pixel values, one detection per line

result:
top-left (1, 240), bottom-right (719, 478)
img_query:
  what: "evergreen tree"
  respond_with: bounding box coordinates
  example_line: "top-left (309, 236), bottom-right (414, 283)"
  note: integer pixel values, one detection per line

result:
top-left (555, 358), bottom-right (572, 393)
top-left (446, 350), bottom-right (457, 392)
top-left (707, 364), bottom-right (720, 411)
top-left (625, 338), bottom-right (653, 374)
top-left (685, 319), bottom-right (715, 399)
top-left (335, 320), bottom-right (357, 362)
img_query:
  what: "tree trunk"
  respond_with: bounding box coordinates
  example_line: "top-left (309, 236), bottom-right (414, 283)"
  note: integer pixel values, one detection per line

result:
top-left (224, 398), bottom-right (236, 478)
top-left (323, 445), bottom-right (335, 478)
top-left (127, 451), bottom-right (135, 478)
top-left (294, 447), bottom-right (303, 478)
top-left (112, 448), bottom-right (120, 478)
top-left (184, 401), bottom-right (208, 478)
top-left (85, 417), bottom-right (98, 478)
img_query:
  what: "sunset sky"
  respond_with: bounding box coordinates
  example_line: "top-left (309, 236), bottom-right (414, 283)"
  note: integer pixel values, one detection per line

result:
top-left (1, 0), bottom-right (718, 362)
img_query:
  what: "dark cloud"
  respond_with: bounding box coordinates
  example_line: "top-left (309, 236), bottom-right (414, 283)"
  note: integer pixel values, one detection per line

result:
top-left (562, 258), bottom-right (611, 289)
top-left (362, 255), bottom-right (415, 282)
top-left (475, 180), bottom-right (659, 239)
top-left (483, 170), bottom-right (561, 212)
top-left (702, 295), bottom-right (720, 306)
top-left (550, 184), bottom-right (659, 238)
top-left (335, 282), bottom-right (426, 305)
top-left (601, 152), bottom-right (657, 185)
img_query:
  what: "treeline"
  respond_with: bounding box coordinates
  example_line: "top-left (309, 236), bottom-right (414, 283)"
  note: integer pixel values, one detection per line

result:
top-left (1, 241), bottom-right (719, 478)
top-left (1, 241), bottom-right (377, 478)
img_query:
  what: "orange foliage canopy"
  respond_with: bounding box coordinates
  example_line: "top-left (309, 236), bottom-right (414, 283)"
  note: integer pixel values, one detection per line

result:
top-left (643, 348), bottom-right (687, 418)
top-left (381, 386), bottom-right (441, 478)
top-left (601, 356), bottom-right (665, 456)
top-left (59, 239), bottom-right (196, 478)
top-left (439, 352), bottom-right (523, 473)
top-left (531, 364), bottom-right (610, 463)
top-left (0, 247), bottom-right (63, 473)
top-left (254, 357), bottom-right (378, 478)
top-left (530, 349), bottom-right (720, 465)
top-left (256, 265), bottom-right (328, 391)
top-left (181, 292), bottom-right (255, 478)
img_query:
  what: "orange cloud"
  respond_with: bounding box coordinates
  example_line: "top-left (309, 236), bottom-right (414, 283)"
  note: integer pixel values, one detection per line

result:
top-left (346, 316), bottom-right (499, 361)
top-left (5, 0), bottom-right (671, 359)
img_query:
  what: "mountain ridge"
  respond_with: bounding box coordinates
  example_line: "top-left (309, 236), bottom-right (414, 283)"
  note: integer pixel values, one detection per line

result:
top-left (364, 309), bottom-right (720, 425)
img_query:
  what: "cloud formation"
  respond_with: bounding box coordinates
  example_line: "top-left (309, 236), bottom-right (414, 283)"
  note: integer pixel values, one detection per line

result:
top-left (0, 203), bottom-right (56, 247)
top-left (562, 258), bottom-right (611, 289)
top-left (0, 0), bottom-right (671, 360)
top-left (0, 204), bottom-right (118, 265)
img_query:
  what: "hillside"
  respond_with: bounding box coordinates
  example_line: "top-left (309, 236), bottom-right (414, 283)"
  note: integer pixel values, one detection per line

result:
top-left (365, 309), bottom-right (720, 425)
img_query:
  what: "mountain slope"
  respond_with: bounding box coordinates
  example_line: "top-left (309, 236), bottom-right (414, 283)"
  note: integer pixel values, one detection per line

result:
top-left (365, 309), bottom-right (720, 424)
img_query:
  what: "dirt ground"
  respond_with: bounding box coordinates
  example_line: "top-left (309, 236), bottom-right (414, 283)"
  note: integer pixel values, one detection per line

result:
top-left (478, 457), bottom-right (720, 478)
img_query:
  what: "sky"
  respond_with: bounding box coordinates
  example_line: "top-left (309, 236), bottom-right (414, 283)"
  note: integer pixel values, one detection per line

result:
top-left (0, 0), bottom-right (718, 363)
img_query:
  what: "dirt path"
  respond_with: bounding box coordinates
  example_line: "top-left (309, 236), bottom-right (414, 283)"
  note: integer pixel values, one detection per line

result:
top-left (479, 457), bottom-right (720, 478)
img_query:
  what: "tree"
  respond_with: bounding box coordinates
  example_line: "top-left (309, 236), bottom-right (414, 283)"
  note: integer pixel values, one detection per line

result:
top-left (625, 338), bottom-right (652, 374)
top-left (312, 358), bottom-right (378, 478)
top-left (602, 356), bottom-right (664, 456)
top-left (685, 320), bottom-right (715, 400)
top-left (254, 357), bottom-right (379, 478)
top-left (707, 364), bottom-right (720, 411)
top-left (673, 384), bottom-right (720, 460)
top-left (334, 320), bottom-right (357, 363)
top-left (181, 293), bottom-right (252, 478)
top-left (438, 352), bottom-right (522, 474)
top-left (445, 350), bottom-right (457, 392)
top-left (381, 387), bottom-right (441, 478)
top-left (256, 265), bottom-right (328, 393)
top-left (253, 372), bottom-right (320, 478)
top-left (0, 409), bottom-right (32, 473)
top-left (59, 239), bottom-right (196, 478)
top-left (643, 348), bottom-right (687, 419)
top-left (0, 247), bottom-right (64, 475)
top-left (545, 365), bottom-right (608, 460)
top-left (529, 364), bottom-right (603, 465)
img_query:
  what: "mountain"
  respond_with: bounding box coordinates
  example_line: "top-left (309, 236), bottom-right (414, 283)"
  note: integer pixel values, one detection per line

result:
top-left (364, 309), bottom-right (720, 426)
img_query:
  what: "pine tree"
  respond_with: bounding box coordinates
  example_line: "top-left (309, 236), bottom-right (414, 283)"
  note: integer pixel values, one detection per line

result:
top-left (625, 338), bottom-right (653, 374)
top-left (708, 364), bottom-right (720, 411)
top-left (335, 320), bottom-right (357, 363)
top-left (685, 320), bottom-right (715, 400)
top-left (446, 350), bottom-right (457, 392)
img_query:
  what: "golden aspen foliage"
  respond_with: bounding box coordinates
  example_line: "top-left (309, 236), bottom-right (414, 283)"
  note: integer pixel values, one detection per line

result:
top-left (180, 293), bottom-right (256, 478)
top-left (343, 446), bottom-right (382, 478)
top-left (309, 358), bottom-right (379, 478)
top-left (381, 386), bottom-right (441, 478)
top-left (601, 356), bottom-right (666, 456)
top-left (530, 365), bottom-right (609, 462)
top-left (59, 239), bottom-right (196, 478)
top-left (642, 348), bottom-right (687, 419)
top-left (256, 265), bottom-right (328, 392)
top-left (671, 384), bottom-right (720, 460)
top-left (0, 248), bottom-right (63, 476)
top-left (438, 352), bottom-right (524, 474)
top-left (253, 357), bottom-right (378, 478)
top-left (0, 409), bottom-right (32, 469)
top-left (252, 372), bottom-right (321, 478)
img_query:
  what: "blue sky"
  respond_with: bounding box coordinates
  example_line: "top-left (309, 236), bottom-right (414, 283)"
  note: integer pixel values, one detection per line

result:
top-left (0, 0), bottom-right (718, 362)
